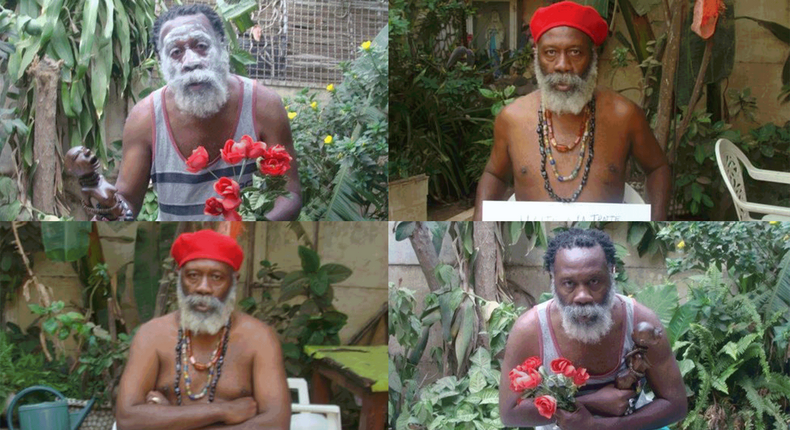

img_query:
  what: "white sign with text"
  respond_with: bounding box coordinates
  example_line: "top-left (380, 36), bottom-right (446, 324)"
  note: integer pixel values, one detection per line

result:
top-left (482, 201), bottom-right (651, 221)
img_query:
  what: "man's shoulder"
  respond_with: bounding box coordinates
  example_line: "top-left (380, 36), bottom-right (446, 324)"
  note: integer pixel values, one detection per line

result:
top-left (233, 311), bottom-right (277, 337)
top-left (629, 298), bottom-right (663, 327)
top-left (595, 87), bottom-right (644, 121)
top-left (123, 89), bottom-right (158, 140)
top-left (499, 90), bottom-right (540, 121)
top-left (512, 303), bottom-right (545, 336)
top-left (131, 312), bottom-right (176, 343)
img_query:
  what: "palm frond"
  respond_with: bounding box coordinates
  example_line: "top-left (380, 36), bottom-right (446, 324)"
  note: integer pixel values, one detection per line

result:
top-left (322, 164), bottom-right (365, 221)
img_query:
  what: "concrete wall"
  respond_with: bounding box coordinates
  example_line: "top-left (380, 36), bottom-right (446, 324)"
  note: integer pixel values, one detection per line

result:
top-left (3, 222), bottom-right (388, 348)
top-left (520, 0), bottom-right (790, 131)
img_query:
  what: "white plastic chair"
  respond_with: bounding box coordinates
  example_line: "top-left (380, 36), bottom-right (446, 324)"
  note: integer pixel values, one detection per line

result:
top-left (507, 183), bottom-right (645, 203)
top-left (715, 138), bottom-right (790, 221)
top-left (288, 378), bottom-right (342, 430)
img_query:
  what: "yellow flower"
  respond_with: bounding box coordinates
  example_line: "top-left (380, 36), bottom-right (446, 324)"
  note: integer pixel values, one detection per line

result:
top-left (677, 240), bottom-right (685, 250)
top-left (769, 221), bottom-right (779, 225)
top-left (326, 84), bottom-right (335, 92)
top-left (311, 101), bottom-right (318, 110)
top-left (284, 105), bottom-right (289, 110)
top-left (361, 40), bottom-right (372, 51)
top-left (324, 135), bottom-right (334, 144)
top-left (784, 235), bottom-right (789, 241)
top-left (287, 111), bottom-right (297, 120)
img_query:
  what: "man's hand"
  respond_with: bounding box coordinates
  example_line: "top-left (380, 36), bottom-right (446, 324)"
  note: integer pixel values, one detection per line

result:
top-left (555, 403), bottom-right (597, 430)
top-left (577, 383), bottom-right (635, 417)
top-left (222, 397), bottom-right (257, 425)
top-left (146, 391), bottom-right (170, 406)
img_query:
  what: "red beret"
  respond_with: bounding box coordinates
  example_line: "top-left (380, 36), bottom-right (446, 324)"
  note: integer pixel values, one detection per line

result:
top-left (171, 230), bottom-right (244, 271)
top-left (530, 1), bottom-right (608, 46)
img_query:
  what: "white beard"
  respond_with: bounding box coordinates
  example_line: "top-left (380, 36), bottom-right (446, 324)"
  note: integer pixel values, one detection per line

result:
top-left (160, 36), bottom-right (231, 118)
top-left (176, 274), bottom-right (237, 335)
top-left (535, 51), bottom-right (598, 116)
top-left (552, 279), bottom-right (616, 344)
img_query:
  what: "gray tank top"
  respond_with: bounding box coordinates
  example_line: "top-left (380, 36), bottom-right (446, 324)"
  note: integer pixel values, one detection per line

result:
top-left (150, 75), bottom-right (258, 221)
top-left (532, 294), bottom-right (649, 430)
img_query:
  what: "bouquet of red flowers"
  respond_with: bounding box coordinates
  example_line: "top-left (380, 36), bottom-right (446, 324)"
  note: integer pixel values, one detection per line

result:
top-left (184, 135), bottom-right (293, 220)
top-left (509, 356), bottom-right (590, 419)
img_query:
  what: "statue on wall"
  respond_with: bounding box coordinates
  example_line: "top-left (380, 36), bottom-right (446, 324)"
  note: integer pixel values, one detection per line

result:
top-left (65, 146), bottom-right (134, 221)
top-left (486, 11), bottom-right (506, 77)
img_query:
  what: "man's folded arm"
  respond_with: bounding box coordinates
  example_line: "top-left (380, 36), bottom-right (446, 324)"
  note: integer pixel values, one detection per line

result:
top-left (197, 321), bottom-right (291, 430)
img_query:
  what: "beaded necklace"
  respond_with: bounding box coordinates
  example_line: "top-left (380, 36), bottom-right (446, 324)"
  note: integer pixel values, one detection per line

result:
top-left (545, 104), bottom-right (591, 153)
top-left (174, 317), bottom-right (231, 405)
top-left (538, 96), bottom-right (597, 202)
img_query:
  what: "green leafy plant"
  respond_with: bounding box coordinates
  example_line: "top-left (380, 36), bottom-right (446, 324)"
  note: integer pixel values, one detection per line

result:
top-left (389, 281), bottom-right (522, 430)
top-left (242, 246), bottom-right (351, 376)
top-left (286, 31), bottom-right (388, 220)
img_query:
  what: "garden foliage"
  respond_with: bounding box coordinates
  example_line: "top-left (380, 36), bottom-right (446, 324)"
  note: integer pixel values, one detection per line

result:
top-left (286, 29), bottom-right (388, 220)
top-left (389, 0), bottom-right (504, 202)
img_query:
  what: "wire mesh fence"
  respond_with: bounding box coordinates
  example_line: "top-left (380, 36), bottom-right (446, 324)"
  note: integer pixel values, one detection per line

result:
top-left (165, 0), bottom-right (387, 88)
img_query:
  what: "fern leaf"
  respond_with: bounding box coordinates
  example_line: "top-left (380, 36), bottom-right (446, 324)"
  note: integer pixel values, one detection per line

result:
top-left (766, 250), bottom-right (790, 321)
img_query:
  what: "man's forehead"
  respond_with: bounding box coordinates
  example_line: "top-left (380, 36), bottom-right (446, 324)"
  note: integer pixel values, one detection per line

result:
top-left (554, 245), bottom-right (608, 270)
top-left (537, 26), bottom-right (591, 46)
top-left (160, 14), bottom-right (216, 45)
top-left (181, 258), bottom-right (234, 273)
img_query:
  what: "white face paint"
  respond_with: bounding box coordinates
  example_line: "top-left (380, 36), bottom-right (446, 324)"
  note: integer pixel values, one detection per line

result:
top-left (159, 21), bottom-right (231, 118)
top-left (551, 275), bottom-right (616, 344)
top-left (535, 49), bottom-right (599, 116)
top-left (176, 272), bottom-right (237, 335)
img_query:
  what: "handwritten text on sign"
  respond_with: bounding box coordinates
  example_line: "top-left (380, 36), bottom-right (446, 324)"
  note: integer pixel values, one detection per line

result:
top-left (481, 201), bottom-right (652, 222)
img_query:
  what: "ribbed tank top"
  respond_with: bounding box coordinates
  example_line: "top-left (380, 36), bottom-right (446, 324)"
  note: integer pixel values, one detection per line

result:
top-left (150, 75), bottom-right (258, 221)
top-left (531, 294), bottom-right (649, 430)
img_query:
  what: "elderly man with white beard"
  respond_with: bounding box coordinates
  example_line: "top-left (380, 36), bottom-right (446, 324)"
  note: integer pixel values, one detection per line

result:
top-left (474, 1), bottom-right (671, 221)
top-left (113, 4), bottom-right (301, 221)
top-left (498, 228), bottom-right (687, 430)
top-left (116, 230), bottom-right (290, 430)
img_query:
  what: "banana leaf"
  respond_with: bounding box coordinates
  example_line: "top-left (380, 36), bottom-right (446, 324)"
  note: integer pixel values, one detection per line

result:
top-left (40, 222), bottom-right (92, 261)
top-left (676, 0), bottom-right (735, 108)
top-left (132, 222), bottom-right (178, 322)
top-left (766, 250), bottom-right (790, 321)
top-left (619, 0), bottom-right (656, 72)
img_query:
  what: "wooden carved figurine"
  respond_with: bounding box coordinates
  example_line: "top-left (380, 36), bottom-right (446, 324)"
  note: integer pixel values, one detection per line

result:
top-left (65, 146), bottom-right (133, 220)
top-left (615, 321), bottom-right (663, 390)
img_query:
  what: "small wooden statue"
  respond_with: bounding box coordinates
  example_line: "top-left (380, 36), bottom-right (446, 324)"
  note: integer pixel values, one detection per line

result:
top-left (65, 146), bottom-right (133, 221)
top-left (615, 321), bottom-right (663, 390)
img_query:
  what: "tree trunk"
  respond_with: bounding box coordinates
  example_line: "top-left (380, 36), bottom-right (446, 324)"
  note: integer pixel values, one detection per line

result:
top-left (654, 0), bottom-right (685, 153)
top-left (28, 55), bottom-right (62, 214)
top-left (408, 222), bottom-right (442, 292)
top-left (473, 222), bottom-right (497, 301)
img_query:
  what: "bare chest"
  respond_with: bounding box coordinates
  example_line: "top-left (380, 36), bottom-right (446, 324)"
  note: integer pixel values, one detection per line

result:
top-left (507, 114), bottom-right (631, 202)
top-left (154, 340), bottom-right (254, 405)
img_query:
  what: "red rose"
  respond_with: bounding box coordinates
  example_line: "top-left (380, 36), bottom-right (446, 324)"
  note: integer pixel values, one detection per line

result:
top-left (204, 196), bottom-right (242, 221)
top-left (213, 177), bottom-right (241, 211)
top-left (185, 146), bottom-right (209, 173)
top-left (516, 356), bottom-right (542, 372)
top-left (572, 368), bottom-right (590, 386)
top-left (550, 358), bottom-right (575, 375)
top-left (259, 145), bottom-right (292, 176)
top-left (509, 367), bottom-right (542, 392)
top-left (240, 135), bottom-right (266, 159)
top-left (534, 395), bottom-right (557, 419)
top-left (221, 139), bottom-right (246, 164)
top-left (204, 197), bottom-right (225, 217)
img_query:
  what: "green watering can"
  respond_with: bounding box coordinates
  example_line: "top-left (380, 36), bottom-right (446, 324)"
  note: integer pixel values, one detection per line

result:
top-left (6, 385), bottom-right (95, 430)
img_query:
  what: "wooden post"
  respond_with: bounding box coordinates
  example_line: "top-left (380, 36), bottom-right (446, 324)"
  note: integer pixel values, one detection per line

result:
top-left (27, 55), bottom-right (63, 214)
